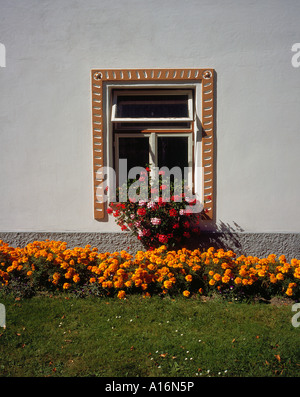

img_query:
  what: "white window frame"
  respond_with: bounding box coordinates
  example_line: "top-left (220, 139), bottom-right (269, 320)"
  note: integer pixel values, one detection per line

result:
top-left (111, 89), bottom-right (194, 123)
top-left (105, 81), bottom-right (203, 206)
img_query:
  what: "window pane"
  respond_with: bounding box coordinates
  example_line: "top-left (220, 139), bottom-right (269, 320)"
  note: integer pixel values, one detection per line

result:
top-left (118, 137), bottom-right (149, 172)
top-left (158, 136), bottom-right (189, 175)
top-left (118, 121), bottom-right (191, 129)
top-left (116, 94), bottom-right (189, 119)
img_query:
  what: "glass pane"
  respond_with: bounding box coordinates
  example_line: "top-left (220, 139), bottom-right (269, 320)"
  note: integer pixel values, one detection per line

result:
top-left (118, 137), bottom-right (149, 172)
top-left (118, 122), bottom-right (190, 129)
top-left (157, 136), bottom-right (189, 175)
top-left (116, 94), bottom-right (189, 119)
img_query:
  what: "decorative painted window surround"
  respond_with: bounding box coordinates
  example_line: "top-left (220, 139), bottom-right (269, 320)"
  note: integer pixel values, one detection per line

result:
top-left (91, 68), bottom-right (215, 221)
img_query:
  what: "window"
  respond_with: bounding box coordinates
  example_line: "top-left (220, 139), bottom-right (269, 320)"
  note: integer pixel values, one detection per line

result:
top-left (91, 68), bottom-right (215, 220)
top-left (112, 89), bottom-right (193, 122)
top-left (112, 88), bottom-right (194, 189)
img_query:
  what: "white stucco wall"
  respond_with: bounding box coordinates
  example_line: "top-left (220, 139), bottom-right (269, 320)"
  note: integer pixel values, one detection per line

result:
top-left (0, 0), bottom-right (299, 234)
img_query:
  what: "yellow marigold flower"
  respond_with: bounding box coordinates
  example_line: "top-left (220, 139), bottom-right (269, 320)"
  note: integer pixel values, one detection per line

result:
top-left (242, 278), bottom-right (248, 286)
top-left (117, 290), bottom-right (126, 299)
top-left (63, 283), bottom-right (71, 289)
top-left (276, 273), bottom-right (284, 281)
top-left (209, 279), bottom-right (215, 286)
top-left (185, 275), bottom-right (193, 282)
top-left (208, 270), bottom-right (214, 276)
top-left (125, 280), bottom-right (132, 288)
top-left (183, 290), bottom-right (190, 297)
top-left (89, 277), bottom-right (96, 284)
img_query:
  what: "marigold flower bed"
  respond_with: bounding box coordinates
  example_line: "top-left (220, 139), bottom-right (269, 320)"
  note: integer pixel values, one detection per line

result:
top-left (0, 239), bottom-right (299, 301)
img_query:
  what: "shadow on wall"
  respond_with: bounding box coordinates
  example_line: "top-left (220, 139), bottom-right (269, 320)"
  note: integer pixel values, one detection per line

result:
top-left (186, 220), bottom-right (246, 253)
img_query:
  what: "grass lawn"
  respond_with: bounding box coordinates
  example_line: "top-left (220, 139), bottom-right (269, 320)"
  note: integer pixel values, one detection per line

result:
top-left (0, 294), bottom-right (299, 377)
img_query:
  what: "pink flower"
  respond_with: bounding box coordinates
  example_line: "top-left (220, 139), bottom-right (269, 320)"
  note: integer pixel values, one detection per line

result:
top-left (151, 217), bottom-right (161, 225)
top-left (138, 200), bottom-right (147, 206)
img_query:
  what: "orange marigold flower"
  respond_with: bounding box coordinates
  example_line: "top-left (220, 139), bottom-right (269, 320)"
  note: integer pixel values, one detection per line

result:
top-left (234, 277), bottom-right (242, 285)
top-left (63, 283), bottom-right (71, 289)
top-left (213, 273), bottom-right (221, 281)
top-left (222, 275), bottom-right (230, 283)
top-left (183, 290), bottom-right (190, 297)
top-left (185, 275), bottom-right (193, 282)
top-left (163, 280), bottom-right (173, 289)
top-left (117, 290), bottom-right (126, 299)
top-left (73, 274), bottom-right (80, 283)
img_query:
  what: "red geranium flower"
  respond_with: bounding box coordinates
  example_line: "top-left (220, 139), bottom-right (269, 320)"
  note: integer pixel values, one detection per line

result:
top-left (158, 234), bottom-right (168, 244)
top-left (169, 208), bottom-right (178, 217)
top-left (137, 208), bottom-right (146, 216)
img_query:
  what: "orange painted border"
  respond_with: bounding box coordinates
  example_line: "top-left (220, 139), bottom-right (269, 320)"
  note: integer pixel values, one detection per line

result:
top-left (91, 68), bottom-right (215, 220)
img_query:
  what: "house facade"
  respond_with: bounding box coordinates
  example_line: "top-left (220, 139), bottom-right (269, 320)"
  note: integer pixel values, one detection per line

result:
top-left (0, 0), bottom-right (299, 258)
